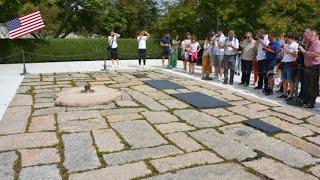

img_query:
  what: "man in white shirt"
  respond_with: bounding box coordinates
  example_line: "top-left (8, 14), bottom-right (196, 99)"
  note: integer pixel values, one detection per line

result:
top-left (223, 30), bottom-right (239, 85)
top-left (279, 34), bottom-right (298, 100)
top-left (212, 30), bottom-right (226, 80)
top-left (254, 31), bottom-right (269, 90)
top-left (108, 31), bottom-right (120, 66)
top-left (137, 31), bottom-right (150, 66)
top-left (180, 32), bottom-right (192, 71)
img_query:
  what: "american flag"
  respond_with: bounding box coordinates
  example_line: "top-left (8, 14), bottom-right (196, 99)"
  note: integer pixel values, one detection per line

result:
top-left (6, 11), bottom-right (45, 39)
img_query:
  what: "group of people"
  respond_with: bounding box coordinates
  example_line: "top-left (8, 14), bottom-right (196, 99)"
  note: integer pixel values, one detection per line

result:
top-left (107, 29), bottom-right (320, 108)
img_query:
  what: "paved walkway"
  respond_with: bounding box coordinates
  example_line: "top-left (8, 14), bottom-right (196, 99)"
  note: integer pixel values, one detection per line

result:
top-left (0, 66), bottom-right (320, 179)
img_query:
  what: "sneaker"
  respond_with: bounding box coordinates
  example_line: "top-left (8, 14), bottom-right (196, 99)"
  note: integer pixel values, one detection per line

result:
top-left (229, 81), bottom-right (233, 85)
top-left (254, 86), bottom-right (262, 89)
top-left (244, 84), bottom-right (249, 87)
top-left (201, 77), bottom-right (206, 80)
top-left (238, 82), bottom-right (245, 86)
top-left (223, 80), bottom-right (228, 84)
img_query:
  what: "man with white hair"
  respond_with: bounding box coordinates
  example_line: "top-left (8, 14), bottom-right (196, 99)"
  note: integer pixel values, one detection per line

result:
top-left (299, 30), bottom-right (320, 108)
top-left (223, 30), bottom-right (239, 85)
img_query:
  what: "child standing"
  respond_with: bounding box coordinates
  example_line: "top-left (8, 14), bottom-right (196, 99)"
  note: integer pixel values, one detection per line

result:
top-left (188, 35), bottom-right (201, 74)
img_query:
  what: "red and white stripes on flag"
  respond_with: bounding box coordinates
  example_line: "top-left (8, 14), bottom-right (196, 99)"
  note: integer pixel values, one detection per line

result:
top-left (6, 11), bottom-right (45, 39)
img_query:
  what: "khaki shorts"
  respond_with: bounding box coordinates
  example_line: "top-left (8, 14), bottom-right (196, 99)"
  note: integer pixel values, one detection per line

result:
top-left (213, 55), bottom-right (224, 67)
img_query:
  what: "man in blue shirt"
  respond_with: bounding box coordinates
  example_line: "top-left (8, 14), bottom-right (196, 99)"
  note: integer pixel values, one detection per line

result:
top-left (161, 33), bottom-right (172, 67)
top-left (261, 33), bottom-right (281, 95)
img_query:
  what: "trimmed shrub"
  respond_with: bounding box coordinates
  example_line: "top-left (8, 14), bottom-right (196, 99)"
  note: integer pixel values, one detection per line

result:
top-left (0, 38), bottom-right (163, 64)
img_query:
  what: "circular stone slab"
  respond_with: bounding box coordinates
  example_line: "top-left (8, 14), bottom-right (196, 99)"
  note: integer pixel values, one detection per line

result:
top-left (55, 85), bottom-right (121, 107)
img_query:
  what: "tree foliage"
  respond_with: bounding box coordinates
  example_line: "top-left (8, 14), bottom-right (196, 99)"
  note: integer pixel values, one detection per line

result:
top-left (0, 0), bottom-right (319, 39)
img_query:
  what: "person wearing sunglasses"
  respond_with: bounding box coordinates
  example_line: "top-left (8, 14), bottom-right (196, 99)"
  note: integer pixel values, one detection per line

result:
top-left (239, 32), bottom-right (256, 86)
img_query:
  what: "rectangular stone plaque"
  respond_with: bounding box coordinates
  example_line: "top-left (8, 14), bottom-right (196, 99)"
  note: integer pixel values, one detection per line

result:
top-left (144, 80), bottom-right (185, 90)
top-left (171, 92), bottom-right (229, 109)
top-left (244, 119), bottom-right (283, 134)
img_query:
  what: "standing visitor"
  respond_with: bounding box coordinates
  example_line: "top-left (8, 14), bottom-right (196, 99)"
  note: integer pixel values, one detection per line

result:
top-left (262, 33), bottom-right (281, 95)
top-left (108, 31), bottom-right (120, 67)
top-left (202, 34), bottom-right (213, 80)
top-left (239, 32), bottom-right (256, 86)
top-left (181, 32), bottom-right (192, 71)
top-left (188, 35), bottom-right (201, 74)
top-left (137, 31), bottom-right (150, 66)
top-left (278, 34), bottom-right (298, 100)
top-left (223, 30), bottom-right (239, 85)
top-left (299, 30), bottom-right (320, 108)
top-left (212, 30), bottom-right (226, 80)
top-left (160, 33), bottom-right (172, 67)
top-left (254, 31), bottom-right (270, 90)
top-left (170, 36), bottom-right (180, 68)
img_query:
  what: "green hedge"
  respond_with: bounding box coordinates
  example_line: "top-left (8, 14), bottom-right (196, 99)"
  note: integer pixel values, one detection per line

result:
top-left (0, 38), bottom-right (164, 64)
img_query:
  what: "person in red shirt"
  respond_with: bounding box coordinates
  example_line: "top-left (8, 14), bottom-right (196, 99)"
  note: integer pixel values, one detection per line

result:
top-left (299, 30), bottom-right (320, 108)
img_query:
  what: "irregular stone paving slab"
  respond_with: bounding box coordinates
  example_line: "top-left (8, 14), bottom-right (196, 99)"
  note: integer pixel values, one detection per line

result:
top-left (155, 122), bottom-right (195, 134)
top-left (20, 148), bottom-right (60, 167)
top-left (0, 152), bottom-right (17, 180)
top-left (173, 109), bottom-right (224, 128)
top-left (220, 124), bottom-right (317, 168)
top-left (115, 100), bottom-right (139, 107)
top-left (270, 111), bottom-right (303, 124)
top-left (244, 158), bottom-right (317, 180)
top-left (202, 108), bottom-right (234, 117)
top-left (126, 90), bottom-right (168, 111)
top-left (306, 115), bottom-right (320, 127)
top-left (34, 102), bottom-right (55, 109)
top-left (8, 94), bottom-right (33, 107)
top-left (92, 129), bottom-right (124, 152)
top-left (301, 124), bottom-right (320, 133)
top-left (307, 136), bottom-right (320, 145)
top-left (142, 111), bottom-right (179, 124)
top-left (104, 145), bottom-right (182, 165)
top-left (276, 133), bottom-right (320, 157)
top-left (131, 85), bottom-right (158, 92)
top-left (143, 91), bottom-right (172, 100)
top-left (59, 117), bottom-right (107, 133)
top-left (309, 165), bottom-right (320, 177)
top-left (111, 120), bottom-right (167, 149)
top-left (29, 115), bottom-right (56, 132)
top-left (63, 132), bottom-right (101, 172)
top-left (228, 106), bottom-right (270, 119)
top-left (166, 132), bottom-right (203, 152)
top-left (229, 100), bottom-right (253, 106)
top-left (69, 161), bottom-right (151, 180)
top-left (159, 99), bottom-right (190, 109)
top-left (107, 113), bottom-right (142, 123)
top-left (19, 164), bottom-right (61, 180)
top-left (262, 117), bottom-right (313, 137)
top-left (0, 132), bottom-right (58, 151)
top-left (100, 108), bottom-right (147, 116)
top-left (245, 103), bottom-right (269, 111)
top-left (16, 86), bottom-right (31, 94)
top-left (144, 163), bottom-right (260, 180)
top-left (150, 151), bottom-right (223, 173)
top-left (57, 110), bottom-right (101, 122)
top-left (272, 106), bottom-right (313, 119)
top-left (163, 89), bottom-right (179, 94)
top-left (219, 114), bottom-right (247, 123)
top-left (35, 97), bottom-right (54, 103)
top-left (34, 93), bottom-right (56, 98)
top-left (65, 103), bottom-right (116, 112)
top-left (33, 107), bottom-right (66, 116)
top-left (190, 128), bottom-right (257, 161)
top-left (0, 106), bottom-right (31, 134)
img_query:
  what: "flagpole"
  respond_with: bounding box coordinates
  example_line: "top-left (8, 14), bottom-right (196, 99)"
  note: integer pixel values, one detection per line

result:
top-left (20, 50), bottom-right (29, 75)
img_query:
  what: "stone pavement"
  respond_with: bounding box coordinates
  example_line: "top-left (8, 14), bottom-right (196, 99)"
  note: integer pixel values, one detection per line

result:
top-left (0, 69), bottom-right (320, 180)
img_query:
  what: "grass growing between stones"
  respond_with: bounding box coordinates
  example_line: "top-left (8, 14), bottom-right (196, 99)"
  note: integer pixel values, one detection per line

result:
top-left (13, 151), bottom-right (21, 180)
top-left (54, 113), bottom-right (68, 180)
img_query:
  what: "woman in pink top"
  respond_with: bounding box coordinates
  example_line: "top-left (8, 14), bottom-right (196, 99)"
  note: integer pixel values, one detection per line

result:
top-left (188, 35), bottom-right (201, 74)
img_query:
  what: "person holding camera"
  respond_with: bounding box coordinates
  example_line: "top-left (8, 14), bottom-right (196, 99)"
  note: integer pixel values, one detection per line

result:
top-left (137, 31), bottom-right (150, 66)
top-left (223, 30), bottom-right (239, 85)
top-left (108, 31), bottom-right (120, 67)
top-left (202, 33), bottom-right (213, 80)
top-left (298, 30), bottom-right (320, 108)
top-left (212, 30), bottom-right (226, 81)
